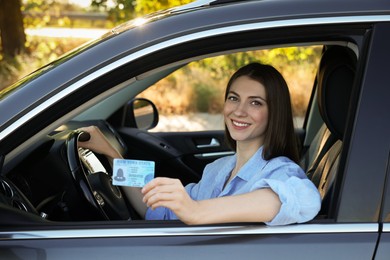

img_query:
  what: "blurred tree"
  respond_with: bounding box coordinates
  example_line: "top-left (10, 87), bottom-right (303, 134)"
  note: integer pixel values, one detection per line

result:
top-left (135, 0), bottom-right (193, 15)
top-left (23, 0), bottom-right (84, 28)
top-left (90, 0), bottom-right (193, 24)
top-left (0, 0), bottom-right (26, 58)
top-left (91, 0), bottom-right (136, 23)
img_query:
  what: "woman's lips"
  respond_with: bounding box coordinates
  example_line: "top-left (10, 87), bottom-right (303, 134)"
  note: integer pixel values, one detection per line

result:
top-left (231, 119), bottom-right (250, 129)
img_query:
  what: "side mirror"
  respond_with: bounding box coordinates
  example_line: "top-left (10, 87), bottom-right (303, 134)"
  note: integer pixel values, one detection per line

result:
top-left (124, 98), bottom-right (159, 130)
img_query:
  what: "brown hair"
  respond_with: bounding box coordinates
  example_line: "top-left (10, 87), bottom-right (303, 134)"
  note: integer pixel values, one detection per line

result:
top-left (224, 63), bottom-right (300, 163)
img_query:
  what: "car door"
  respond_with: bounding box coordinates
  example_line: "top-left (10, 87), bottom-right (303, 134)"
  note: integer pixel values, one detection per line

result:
top-left (40, 21), bottom-right (381, 260)
top-left (77, 19), bottom-right (381, 260)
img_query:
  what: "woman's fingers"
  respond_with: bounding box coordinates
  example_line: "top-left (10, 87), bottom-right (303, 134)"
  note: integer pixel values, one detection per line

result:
top-left (77, 126), bottom-right (99, 146)
top-left (144, 191), bottom-right (177, 210)
top-left (142, 177), bottom-right (199, 224)
top-left (142, 177), bottom-right (185, 208)
top-left (77, 126), bottom-right (121, 159)
top-left (78, 125), bottom-right (99, 137)
top-left (142, 177), bottom-right (177, 193)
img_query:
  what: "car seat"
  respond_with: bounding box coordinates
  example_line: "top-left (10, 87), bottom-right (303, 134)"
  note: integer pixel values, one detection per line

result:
top-left (306, 45), bottom-right (357, 217)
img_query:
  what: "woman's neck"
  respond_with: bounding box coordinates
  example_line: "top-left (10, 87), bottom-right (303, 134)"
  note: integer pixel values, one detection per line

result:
top-left (233, 141), bottom-right (263, 176)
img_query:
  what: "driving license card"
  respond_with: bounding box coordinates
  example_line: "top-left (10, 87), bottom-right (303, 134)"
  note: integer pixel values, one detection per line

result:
top-left (112, 159), bottom-right (155, 187)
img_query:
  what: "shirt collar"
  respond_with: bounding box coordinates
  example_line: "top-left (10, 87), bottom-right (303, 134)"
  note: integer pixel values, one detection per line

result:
top-left (213, 146), bottom-right (267, 195)
top-left (235, 146), bottom-right (267, 182)
top-left (212, 155), bottom-right (236, 195)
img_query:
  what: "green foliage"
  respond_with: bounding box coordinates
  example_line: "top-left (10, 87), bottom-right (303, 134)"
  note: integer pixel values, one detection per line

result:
top-left (90, 0), bottom-right (193, 23)
top-left (135, 0), bottom-right (193, 15)
top-left (23, 0), bottom-right (82, 28)
top-left (0, 36), bottom-right (88, 91)
top-left (91, 0), bottom-right (136, 23)
top-left (197, 47), bottom-right (321, 80)
top-left (192, 82), bottom-right (221, 113)
top-left (196, 52), bottom-right (260, 82)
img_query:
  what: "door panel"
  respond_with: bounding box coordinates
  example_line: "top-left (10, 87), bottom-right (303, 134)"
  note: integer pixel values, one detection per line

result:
top-left (156, 130), bottom-right (233, 176)
top-left (117, 128), bottom-right (233, 185)
top-left (0, 223), bottom-right (379, 260)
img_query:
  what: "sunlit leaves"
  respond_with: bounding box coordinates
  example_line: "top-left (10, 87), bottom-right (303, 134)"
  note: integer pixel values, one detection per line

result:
top-left (134, 0), bottom-right (192, 15)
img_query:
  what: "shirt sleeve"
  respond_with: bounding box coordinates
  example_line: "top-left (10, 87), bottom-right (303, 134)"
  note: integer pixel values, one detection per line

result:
top-left (250, 161), bottom-right (321, 226)
top-left (145, 206), bottom-right (169, 220)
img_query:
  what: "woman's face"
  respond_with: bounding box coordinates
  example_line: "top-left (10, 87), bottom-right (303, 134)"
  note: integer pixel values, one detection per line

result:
top-left (224, 75), bottom-right (268, 148)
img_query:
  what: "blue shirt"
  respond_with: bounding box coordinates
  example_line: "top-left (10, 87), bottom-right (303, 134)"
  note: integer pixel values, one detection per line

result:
top-left (145, 147), bottom-right (321, 226)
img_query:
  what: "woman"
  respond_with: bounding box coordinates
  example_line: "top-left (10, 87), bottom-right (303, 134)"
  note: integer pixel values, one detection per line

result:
top-left (79, 63), bottom-right (321, 226)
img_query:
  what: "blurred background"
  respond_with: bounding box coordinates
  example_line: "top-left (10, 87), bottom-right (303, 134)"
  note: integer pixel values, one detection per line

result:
top-left (0, 0), bottom-right (321, 130)
top-left (0, 0), bottom-right (193, 90)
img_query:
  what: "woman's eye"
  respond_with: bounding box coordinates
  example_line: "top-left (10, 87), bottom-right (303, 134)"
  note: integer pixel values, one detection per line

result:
top-left (227, 96), bottom-right (238, 102)
top-left (251, 100), bottom-right (262, 106)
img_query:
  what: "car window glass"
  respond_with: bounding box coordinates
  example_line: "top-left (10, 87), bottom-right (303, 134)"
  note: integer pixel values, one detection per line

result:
top-left (136, 46), bottom-right (322, 132)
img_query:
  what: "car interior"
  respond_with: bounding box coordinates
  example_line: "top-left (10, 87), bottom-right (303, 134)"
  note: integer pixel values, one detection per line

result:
top-left (302, 45), bottom-right (357, 217)
top-left (0, 41), bottom-right (359, 226)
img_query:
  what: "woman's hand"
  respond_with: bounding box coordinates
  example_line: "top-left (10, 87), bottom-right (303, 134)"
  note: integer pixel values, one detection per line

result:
top-left (142, 177), bottom-right (200, 224)
top-left (78, 126), bottom-right (122, 160)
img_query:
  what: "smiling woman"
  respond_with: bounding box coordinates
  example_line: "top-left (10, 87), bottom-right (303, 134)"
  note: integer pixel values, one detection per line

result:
top-left (224, 75), bottom-right (269, 149)
top-left (77, 62), bottom-right (321, 226)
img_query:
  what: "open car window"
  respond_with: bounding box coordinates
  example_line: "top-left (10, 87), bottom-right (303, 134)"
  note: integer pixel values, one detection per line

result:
top-left (136, 46), bottom-right (322, 133)
top-left (2, 40), bottom-right (356, 224)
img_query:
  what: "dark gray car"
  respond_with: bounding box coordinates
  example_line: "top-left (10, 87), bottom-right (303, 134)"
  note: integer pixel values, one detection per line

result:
top-left (0, 0), bottom-right (390, 259)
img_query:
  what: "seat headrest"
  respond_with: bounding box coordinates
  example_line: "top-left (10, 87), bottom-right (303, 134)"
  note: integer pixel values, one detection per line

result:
top-left (317, 46), bottom-right (357, 140)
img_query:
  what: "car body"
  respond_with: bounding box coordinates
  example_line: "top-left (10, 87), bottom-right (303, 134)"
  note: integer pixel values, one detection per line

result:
top-left (0, 0), bottom-right (390, 259)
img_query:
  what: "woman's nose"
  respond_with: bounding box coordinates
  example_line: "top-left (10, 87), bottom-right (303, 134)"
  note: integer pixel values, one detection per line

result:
top-left (233, 102), bottom-right (247, 116)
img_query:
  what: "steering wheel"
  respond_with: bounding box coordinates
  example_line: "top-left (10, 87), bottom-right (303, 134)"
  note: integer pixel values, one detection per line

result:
top-left (65, 130), bottom-right (131, 220)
